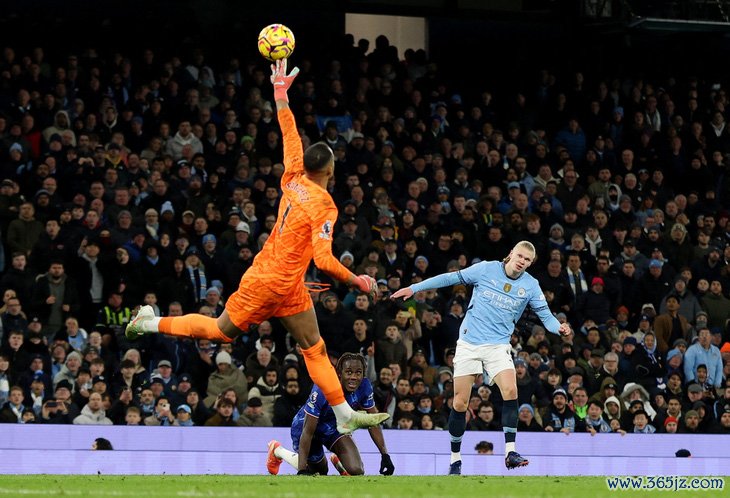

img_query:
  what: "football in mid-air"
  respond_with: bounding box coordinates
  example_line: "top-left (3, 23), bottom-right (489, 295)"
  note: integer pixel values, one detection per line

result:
top-left (257, 24), bottom-right (295, 61)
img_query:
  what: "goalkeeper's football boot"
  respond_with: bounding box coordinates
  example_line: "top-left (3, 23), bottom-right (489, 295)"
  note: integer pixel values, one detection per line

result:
top-left (448, 460), bottom-right (462, 475)
top-left (266, 440), bottom-right (283, 475)
top-left (336, 410), bottom-right (389, 434)
top-left (329, 454), bottom-right (350, 476)
top-left (505, 451), bottom-right (529, 469)
top-left (125, 305), bottom-right (155, 341)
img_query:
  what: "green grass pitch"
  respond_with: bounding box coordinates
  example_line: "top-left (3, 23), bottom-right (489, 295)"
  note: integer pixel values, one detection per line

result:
top-left (0, 476), bottom-right (720, 498)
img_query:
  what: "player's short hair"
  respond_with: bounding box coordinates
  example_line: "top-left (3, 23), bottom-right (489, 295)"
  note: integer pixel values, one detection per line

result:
top-left (335, 353), bottom-right (367, 374)
top-left (303, 142), bottom-right (334, 173)
top-left (503, 240), bottom-right (537, 264)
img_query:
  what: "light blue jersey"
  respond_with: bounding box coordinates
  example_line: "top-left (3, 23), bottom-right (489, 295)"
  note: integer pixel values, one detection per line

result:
top-left (410, 260), bottom-right (561, 345)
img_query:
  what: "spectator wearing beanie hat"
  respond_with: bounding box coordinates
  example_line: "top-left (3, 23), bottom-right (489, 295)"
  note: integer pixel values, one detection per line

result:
top-left (574, 276), bottom-right (612, 325)
top-left (663, 415), bottom-right (679, 433)
top-left (516, 403), bottom-right (543, 432)
top-left (204, 351), bottom-right (248, 408)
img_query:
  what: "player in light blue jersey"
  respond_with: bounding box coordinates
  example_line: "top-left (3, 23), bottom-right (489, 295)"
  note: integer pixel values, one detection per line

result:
top-left (266, 353), bottom-right (394, 476)
top-left (391, 241), bottom-right (571, 473)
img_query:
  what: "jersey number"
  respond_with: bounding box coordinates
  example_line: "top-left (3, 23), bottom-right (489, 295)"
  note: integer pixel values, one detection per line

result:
top-left (278, 201), bottom-right (292, 234)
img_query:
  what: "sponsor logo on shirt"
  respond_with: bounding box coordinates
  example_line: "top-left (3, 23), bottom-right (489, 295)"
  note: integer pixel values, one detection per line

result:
top-left (481, 289), bottom-right (520, 310)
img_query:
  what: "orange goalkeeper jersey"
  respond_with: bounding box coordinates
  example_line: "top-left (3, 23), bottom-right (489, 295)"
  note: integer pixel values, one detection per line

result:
top-left (245, 107), bottom-right (352, 294)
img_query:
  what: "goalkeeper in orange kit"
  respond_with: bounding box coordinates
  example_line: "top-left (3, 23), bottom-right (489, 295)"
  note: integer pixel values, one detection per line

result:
top-left (126, 59), bottom-right (388, 433)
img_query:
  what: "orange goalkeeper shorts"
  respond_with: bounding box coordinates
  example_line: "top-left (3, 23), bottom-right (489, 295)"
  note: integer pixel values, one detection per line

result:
top-left (225, 275), bottom-right (313, 332)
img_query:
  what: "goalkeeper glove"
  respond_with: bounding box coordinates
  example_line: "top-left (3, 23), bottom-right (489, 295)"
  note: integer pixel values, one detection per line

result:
top-left (270, 59), bottom-right (300, 103)
top-left (351, 274), bottom-right (377, 296)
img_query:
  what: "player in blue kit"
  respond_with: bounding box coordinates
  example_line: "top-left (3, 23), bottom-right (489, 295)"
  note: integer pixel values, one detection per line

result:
top-left (391, 241), bottom-right (572, 473)
top-left (267, 353), bottom-right (394, 476)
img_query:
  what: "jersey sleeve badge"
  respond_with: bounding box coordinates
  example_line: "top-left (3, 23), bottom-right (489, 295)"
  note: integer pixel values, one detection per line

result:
top-left (318, 220), bottom-right (333, 240)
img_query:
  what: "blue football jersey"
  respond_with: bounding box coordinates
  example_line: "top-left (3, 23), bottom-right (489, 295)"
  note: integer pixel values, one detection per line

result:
top-left (411, 260), bottom-right (561, 345)
top-left (292, 378), bottom-right (375, 437)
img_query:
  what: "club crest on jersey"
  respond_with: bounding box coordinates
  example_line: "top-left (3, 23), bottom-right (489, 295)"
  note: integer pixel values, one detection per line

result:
top-left (517, 287), bottom-right (526, 297)
top-left (319, 220), bottom-right (333, 240)
top-left (503, 283), bottom-right (512, 293)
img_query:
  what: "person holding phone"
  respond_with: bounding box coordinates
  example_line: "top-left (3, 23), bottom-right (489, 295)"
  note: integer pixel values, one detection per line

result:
top-left (39, 399), bottom-right (72, 424)
top-left (143, 396), bottom-right (178, 426)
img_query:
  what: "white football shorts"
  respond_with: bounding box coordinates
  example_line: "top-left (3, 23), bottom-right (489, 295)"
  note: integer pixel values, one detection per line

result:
top-left (452, 340), bottom-right (514, 381)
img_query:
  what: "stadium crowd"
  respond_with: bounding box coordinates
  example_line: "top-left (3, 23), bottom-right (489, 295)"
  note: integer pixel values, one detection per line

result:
top-left (0, 34), bottom-right (729, 436)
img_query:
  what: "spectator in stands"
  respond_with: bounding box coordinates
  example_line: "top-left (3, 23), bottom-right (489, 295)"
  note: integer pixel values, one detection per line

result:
top-left (143, 396), bottom-right (179, 426)
top-left (203, 397), bottom-right (238, 427)
top-left (516, 403), bottom-right (542, 432)
top-left (683, 328), bottom-right (724, 388)
top-left (237, 396), bottom-right (272, 427)
top-left (701, 280), bottom-right (730, 334)
top-left (273, 378), bottom-right (303, 427)
top-left (247, 366), bottom-right (281, 420)
top-left (544, 388), bottom-right (576, 433)
top-left (584, 400), bottom-right (611, 434)
top-left (72, 391), bottom-right (112, 425)
top-left (6, 202), bottom-right (44, 257)
top-left (31, 260), bottom-right (80, 338)
top-left (205, 351), bottom-right (247, 408)
top-left (653, 294), bottom-right (691, 354)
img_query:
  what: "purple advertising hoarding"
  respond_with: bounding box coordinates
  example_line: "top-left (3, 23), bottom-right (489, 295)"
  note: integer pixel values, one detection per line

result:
top-left (1, 426), bottom-right (728, 475)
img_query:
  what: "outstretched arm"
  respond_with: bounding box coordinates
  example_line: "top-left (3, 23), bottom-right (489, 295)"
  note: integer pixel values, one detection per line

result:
top-left (390, 271), bottom-right (463, 301)
top-left (271, 59), bottom-right (304, 182)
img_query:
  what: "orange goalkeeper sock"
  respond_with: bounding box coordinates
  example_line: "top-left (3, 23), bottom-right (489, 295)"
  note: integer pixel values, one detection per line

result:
top-left (158, 315), bottom-right (233, 343)
top-left (301, 338), bottom-right (346, 406)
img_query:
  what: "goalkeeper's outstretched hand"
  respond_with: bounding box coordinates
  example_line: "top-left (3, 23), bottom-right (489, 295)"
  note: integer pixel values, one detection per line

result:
top-left (270, 58), bottom-right (300, 102)
top-left (351, 274), bottom-right (379, 299)
top-left (379, 454), bottom-right (395, 475)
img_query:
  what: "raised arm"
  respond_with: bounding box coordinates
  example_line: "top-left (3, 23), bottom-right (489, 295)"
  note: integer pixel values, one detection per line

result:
top-left (271, 59), bottom-right (304, 182)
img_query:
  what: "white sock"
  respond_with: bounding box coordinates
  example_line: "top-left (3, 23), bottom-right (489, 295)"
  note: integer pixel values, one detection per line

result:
top-left (274, 446), bottom-right (299, 468)
top-left (331, 402), bottom-right (355, 424)
top-left (147, 317), bottom-right (162, 332)
top-left (450, 452), bottom-right (461, 464)
top-left (506, 442), bottom-right (515, 454)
